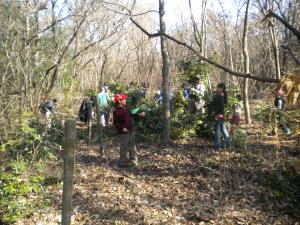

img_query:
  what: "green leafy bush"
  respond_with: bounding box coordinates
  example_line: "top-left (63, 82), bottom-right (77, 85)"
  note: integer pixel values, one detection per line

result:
top-left (253, 104), bottom-right (273, 124)
top-left (0, 161), bottom-right (44, 223)
top-left (231, 129), bottom-right (248, 149)
top-left (0, 114), bottom-right (63, 223)
top-left (178, 58), bottom-right (210, 87)
top-left (84, 88), bottom-right (98, 97)
top-left (107, 81), bottom-right (127, 94)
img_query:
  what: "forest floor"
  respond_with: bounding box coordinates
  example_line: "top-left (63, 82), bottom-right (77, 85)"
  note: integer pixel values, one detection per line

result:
top-left (18, 123), bottom-right (300, 225)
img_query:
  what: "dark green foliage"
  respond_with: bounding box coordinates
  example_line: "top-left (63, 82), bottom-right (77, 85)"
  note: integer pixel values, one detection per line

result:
top-left (225, 89), bottom-right (242, 115)
top-left (231, 129), bottom-right (248, 148)
top-left (134, 107), bottom-right (164, 143)
top-left (0, 160), bottom-right (49, 223)
top-left (170, 61), bottom-right (214, 139)
top-left (107, 81), bottom-right (127, 94)
top-left (253, 104), bottom-right (295, 135)
top-left (170, 89), bottom-right (243, 140)
top-left (84, 88), bottom-right (98, 97)
top-left (127, 89), bottom-right (145, 106)
top-left (2, 115), bottom-right (62, 161)
top-left (195, 118), bottom-right (214, 140)
top-left (178, 58), bottom-right (210, 87)
top-left (131, 98), bottom-right (164, 142)
top-left (253, 104), bottom-right (274, 124)
top-left (0, 115), bottom-right (63, 223)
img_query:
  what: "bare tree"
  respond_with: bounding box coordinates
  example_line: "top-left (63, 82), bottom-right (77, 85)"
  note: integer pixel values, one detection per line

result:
top-left (242, 0), bottom-right (252, 124)
top-left (159, 0), bottom-right (171, 143)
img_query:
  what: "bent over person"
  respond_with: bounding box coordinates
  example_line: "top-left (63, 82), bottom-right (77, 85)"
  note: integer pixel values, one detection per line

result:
top-left (113, 93), bottom-right (139, 167)
top-left (40, 99), bottom-right (57, 128)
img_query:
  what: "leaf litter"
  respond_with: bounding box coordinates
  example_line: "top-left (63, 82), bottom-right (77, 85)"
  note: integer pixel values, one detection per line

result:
top-left (18, 124), bottom-right (300, 225)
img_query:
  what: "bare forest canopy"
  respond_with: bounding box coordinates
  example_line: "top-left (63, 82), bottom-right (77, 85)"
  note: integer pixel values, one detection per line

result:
top-left (0, 0), bottom-right (299, 118)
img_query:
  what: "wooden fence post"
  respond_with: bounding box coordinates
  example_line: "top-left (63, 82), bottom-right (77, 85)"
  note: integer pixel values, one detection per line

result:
top-left (297, 122), bottom-right (300, 146)
top-left (88, 101), bottom-right (93, 144)
top-left (62, 119), bottom-right (76, 225)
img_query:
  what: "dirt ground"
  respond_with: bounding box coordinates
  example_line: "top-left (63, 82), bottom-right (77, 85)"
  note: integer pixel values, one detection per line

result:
top-left (18, 122), bottom-right (300, 225)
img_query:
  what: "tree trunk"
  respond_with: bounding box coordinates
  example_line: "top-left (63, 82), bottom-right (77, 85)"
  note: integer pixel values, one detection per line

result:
top-left (159, 0), bottom-right (171, 143)
top-left (268, 0), bottom-right (281, 80)
top-left (242, 0), bottom-right (251, 124)
top-left (270, 25), bottom-right (281, 80)
top-left (201, 0), bottom-right (208, 57)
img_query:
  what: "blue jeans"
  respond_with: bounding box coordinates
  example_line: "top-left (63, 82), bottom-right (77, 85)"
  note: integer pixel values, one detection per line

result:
top-left (214, 121), bottom-right (231, 150)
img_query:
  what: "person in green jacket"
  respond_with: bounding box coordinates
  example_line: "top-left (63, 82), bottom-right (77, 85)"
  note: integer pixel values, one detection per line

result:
top-left (97, 86), bottom-right (109, 126)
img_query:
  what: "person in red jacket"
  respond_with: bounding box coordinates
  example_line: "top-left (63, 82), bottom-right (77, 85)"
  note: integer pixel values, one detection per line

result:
top-left (113, 93), bottom-right (144, 167)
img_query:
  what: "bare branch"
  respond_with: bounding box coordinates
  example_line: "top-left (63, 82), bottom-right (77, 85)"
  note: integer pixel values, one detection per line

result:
top-left (26, 14), bottom-right (74, 45)
top-left (130, 18), bottom-right (279, 83)
top-left (101, 1), bottom-right (158, 17)
top-left (188, 0), bottom-right (202, 48)
top-left (263, 10), bottom-right (300, 41)
top-left (282, 44), bottom-right (300, 65)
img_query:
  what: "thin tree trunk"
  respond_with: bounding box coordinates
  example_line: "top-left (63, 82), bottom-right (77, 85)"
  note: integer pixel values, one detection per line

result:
top-left (269, 26), bottom-right (281, 80)
top-left (268, 0), bottom-right (281, 80)
top-left (242, 0), bottom-right (251, 124)
top-left (201, 0), bottom-right (208, 57)
top-left (159, 0), bottom-right (171, 143)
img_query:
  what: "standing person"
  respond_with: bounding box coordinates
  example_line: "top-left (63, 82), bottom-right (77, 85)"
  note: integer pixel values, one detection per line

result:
top-left (40, 99), bottom-right (57, 128)
top-left (113, 93), bottom-right (143, 167)
top-left (190, 75), bottom-right (206, 113)
top-left (78, 97), bottom-right (92, 124)
top-left (230, 95), bottom-right (243, 134)
top-left (273, 89), bottom-right (291, 135)
top-left (97, 86), bottom-right (109, 127)
top-left (156, 89), bottom-right (163, 105)
top-left (210, 83), bottom-right (231, 151)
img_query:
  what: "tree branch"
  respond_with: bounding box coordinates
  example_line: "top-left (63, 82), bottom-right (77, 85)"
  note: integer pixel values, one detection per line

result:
top-left (264, 10), bottom-right (300, 41)
top-left (130, 17), bottom-right (279, 83)
top-left (26, 14), bottom-right (73, 45)
top-left (281, 44), bottom-right (300, 65)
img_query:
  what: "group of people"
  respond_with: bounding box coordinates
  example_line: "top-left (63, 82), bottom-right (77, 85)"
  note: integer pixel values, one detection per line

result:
top-left (39, 77), bottom-right (291, 168)
top-left (112, 81), bottom-right (243, 167)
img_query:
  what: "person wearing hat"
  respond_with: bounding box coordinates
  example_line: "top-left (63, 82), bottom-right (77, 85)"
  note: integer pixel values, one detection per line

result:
top-left (190, 74), bottom-right (206, 113)
top-left (113, 93), bottom-right (145, 167)
top-left (40, 98), bottom-right (58, 128)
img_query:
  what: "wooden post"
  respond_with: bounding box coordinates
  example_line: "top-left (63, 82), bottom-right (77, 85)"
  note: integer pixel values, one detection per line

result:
top-left (88, 101), bottom-right (92, 144)
top-left (62, 119), bottom-right (76, 225)
top-left (94, 95), bottom-right (105, 157)
top-left (297, 123), bottom-right (300, 146)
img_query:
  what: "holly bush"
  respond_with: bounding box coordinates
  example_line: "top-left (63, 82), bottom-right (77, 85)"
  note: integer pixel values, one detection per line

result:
top-left (0, 113), bottom-right (63, 224)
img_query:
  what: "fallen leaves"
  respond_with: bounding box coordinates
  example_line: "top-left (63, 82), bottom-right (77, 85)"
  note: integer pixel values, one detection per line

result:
top-left (17, 127), bottom-right (300, 225)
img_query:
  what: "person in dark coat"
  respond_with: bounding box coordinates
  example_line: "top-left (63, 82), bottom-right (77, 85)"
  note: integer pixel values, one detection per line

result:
top-left (40, 99), bottom-right (57, 127)
top-left (209, 83), bottom-right (231, 151)
top-left (113, 92), bottom-right (146, 167)
top-left (78, 97), bottom-right (92, 123)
